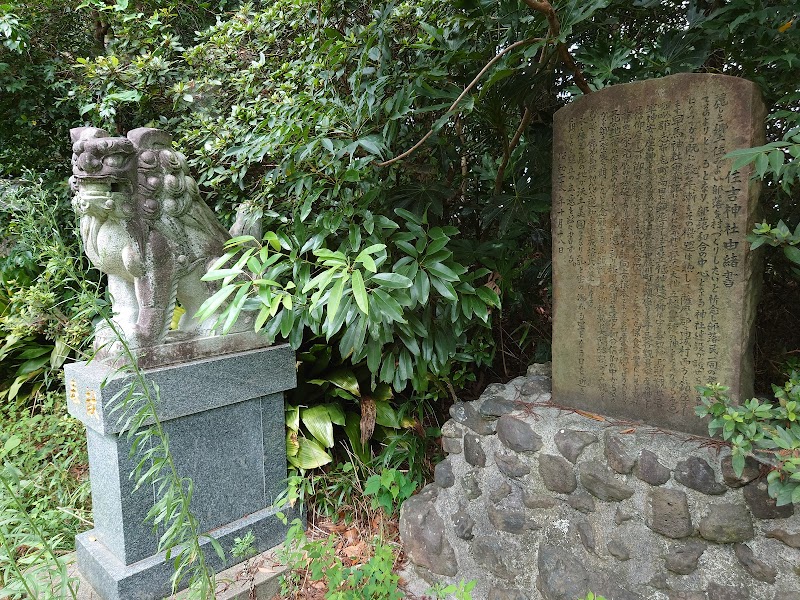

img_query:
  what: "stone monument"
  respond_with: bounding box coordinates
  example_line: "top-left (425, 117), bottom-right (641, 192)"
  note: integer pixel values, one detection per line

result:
top-left (399, 76), bottom-right (799, 600)
top-left (66, 127), bottom-right (297, 600)
top-left (551, 73), bottom-right (765, 435)
top-left (69, 126), bottom-right (251, 362)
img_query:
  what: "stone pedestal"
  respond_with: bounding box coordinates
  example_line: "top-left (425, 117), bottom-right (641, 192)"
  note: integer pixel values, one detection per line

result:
top-left (65, 342), bottom-right (298, 600)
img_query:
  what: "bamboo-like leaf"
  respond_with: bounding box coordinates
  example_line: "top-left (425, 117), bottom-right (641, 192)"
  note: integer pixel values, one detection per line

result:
top-left (351, 269), bottom-right (369, 315)
top-left (326, 275), bottom-right (346, 325)
top-left (195, 284), bottom-right (236, 321)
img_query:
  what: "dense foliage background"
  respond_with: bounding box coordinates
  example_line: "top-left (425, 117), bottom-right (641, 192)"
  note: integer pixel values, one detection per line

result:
top-left (0, 0), bottom-right (798, 586)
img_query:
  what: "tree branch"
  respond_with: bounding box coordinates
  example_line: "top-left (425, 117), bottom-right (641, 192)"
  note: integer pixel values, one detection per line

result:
top-left (377, 37), bottom-right (543, 168)
top-left (522, 0), bottom-right (592, 95)
top-left (494, 106), bottom-right (535, 194)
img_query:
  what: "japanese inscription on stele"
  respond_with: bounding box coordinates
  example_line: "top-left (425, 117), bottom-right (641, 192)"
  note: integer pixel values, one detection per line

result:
top-left (551, 74), bottom-right (766, 435)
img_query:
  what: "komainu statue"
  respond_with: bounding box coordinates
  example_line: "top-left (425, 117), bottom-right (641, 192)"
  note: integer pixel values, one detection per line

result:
top-left (70, 126), bottom-right (246, 357)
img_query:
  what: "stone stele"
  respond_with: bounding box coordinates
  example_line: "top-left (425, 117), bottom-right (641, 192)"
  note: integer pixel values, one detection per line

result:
top-left (551, 74), bottom-right (765, 435)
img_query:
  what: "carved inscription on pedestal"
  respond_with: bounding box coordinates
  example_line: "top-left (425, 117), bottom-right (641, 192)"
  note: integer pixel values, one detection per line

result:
top-left (552, 74), bottom-right (765, 435)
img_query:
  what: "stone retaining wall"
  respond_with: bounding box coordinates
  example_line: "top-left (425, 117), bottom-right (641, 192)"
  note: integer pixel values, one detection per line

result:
top-left (399, 364), bottom-right (800, 600)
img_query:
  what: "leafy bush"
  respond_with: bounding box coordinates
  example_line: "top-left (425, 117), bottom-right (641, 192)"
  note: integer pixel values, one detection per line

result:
top-left (0, 174), bottom-right (100, 406)
top-left (696, 377), bottom-right (800, 506)
top-left (0, 391), bottom-right (89, 599)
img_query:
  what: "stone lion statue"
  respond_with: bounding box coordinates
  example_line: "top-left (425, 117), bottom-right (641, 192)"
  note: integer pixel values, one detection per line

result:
top-left (70, 126), bottom-right (248, 357)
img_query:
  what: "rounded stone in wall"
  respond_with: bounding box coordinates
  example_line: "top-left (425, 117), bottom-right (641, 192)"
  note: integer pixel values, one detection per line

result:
top-left (538, 453), bottom-right (578, 494)
top-left (645, 488), bottom-right (693, 539)
top-left (698, 503), bottom-right (754, 543)
top-left (554, 428), bottom-right (597, 463)
top-left (578, 460), bottom-right (635, 502)
top-left (497, 415), bottom-right (542, 453)
top-left (674, 456), bottom-right (726, 495)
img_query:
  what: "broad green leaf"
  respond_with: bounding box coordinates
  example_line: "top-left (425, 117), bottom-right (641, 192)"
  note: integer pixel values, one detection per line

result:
top-left (476, 286), bottom-right (501, 307)
top-left (288, 437), bottom-right (332, 470)
top-left (371, 273), bottom-right (413, 288)
top-left (326, 369), bottom-right (361, 397)
top-left (326, 275), bottom-right (346, 325)
top-left (301, 405), bottom-right (335, 448)
top-left (325, 403), bottom-right (346, 426)
top-left (768, 148), bottom-right (784, 175)
top-left (286, 431), bottom-right (299, 457)
top-left (351, 269), bottom-right (369, 315)
top-left (374, 400), bottom-right (400, 428)
top-left (356, 254), bottom-right (377, 273)
top-left (430, 276), bottom-right (457, 301)
top-left (785, 245), bottom-right (800, 266)
top-left (195, 284), bottom-right (237, 321)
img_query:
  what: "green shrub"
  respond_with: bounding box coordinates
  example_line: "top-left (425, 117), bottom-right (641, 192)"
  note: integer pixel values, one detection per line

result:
top-left (0, 391), bottom-right (88, 599)
top-left (696, 376), bottom-right (800, 506)
top-left (0, 174), bottom-right (100, 407)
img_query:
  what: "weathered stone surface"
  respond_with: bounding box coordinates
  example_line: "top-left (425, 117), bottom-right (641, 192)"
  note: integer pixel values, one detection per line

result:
top-left (497, 415), bottom-right (542, 453)
top-left (480, 395), bottom-right (517, 417)
top-left (495, 451), bottom-right (531, 478)
top-left (579, 461), bottom-right (635, 502)
top-left (527, 362), bottom-right (552, 377)
top-left (452, 509), bottom-right (475, 541)
top-left (698, 503), bottom-right (754, 543)
top-left (461, 470), bottom-right (482, 500)
top-left (707, 583), bottom-right (748, 600)
top-left (472, 536), bottom-right (512, 578)
top-left (614, 507), bottom-right (634, 524)
top-left (567, 491), bottom-right (596, 514)
top-left (648, 573), bottom-right (669, 591)
top-left (646, 488), bottom-right (693, 539)
top-left (720, 454), bottom-right (760, 488)
top-left (520, 376), bottom-right (552, 396)
top-left (575, 520), bottom-right (595, 552)
top-left (743, 480), bottom-right (794, 519)
top-left (399, 485), bottom-right (458, 577)
top-left (537, 544), bottom-right (641, 600)
top-left (634, 449), bottom-right (671, 486)
top-left (489, 587), bottom-right (530, 600)
top-left (536, 545), bottom-right (591, 600)
top-left (551, 74), bottom-right (765, 436)
top-left (765, 528), bottom-right (800, 548)
top-left (775, 588), bottom-right (800, 600)
top-left (664, 541), bottom-right (706, 575)
top-left (538, 453), bottom-right (577, 494)
top-left (449, 402), bottom-right (496, 435)
top-left (442, 436), bottom-right (462, 455)
top-left (604, 431), bottom-right (637, 474)
top-left (489, 481), bottom-right (512, 503)
top-left (674, 457), bottom-right (726, 495)
top-left (488, 505), bottom-right (528, 534)
top-left (441, 420), bottom-right (464, 438)
top-left (733, 543), bottom-right (777, 583)
top-left (464, 433), bottom-right (486, 467)
top-left (434, 459), bottom-right (455, 488)
top-left (667, 593), bottom-right (706, 600)
top-left (523, 489), bottom-right (557, 509)
top-left (607, 538), bottom-right (631, 561)
top-left (554, 429), bottom-right (597, 463)
top-left (69, 126), bottom-right (253, 359)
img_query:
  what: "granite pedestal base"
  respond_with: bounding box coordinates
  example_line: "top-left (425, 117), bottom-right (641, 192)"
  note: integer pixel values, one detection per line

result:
top-left (65, 342), bottom-right (297, 600)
